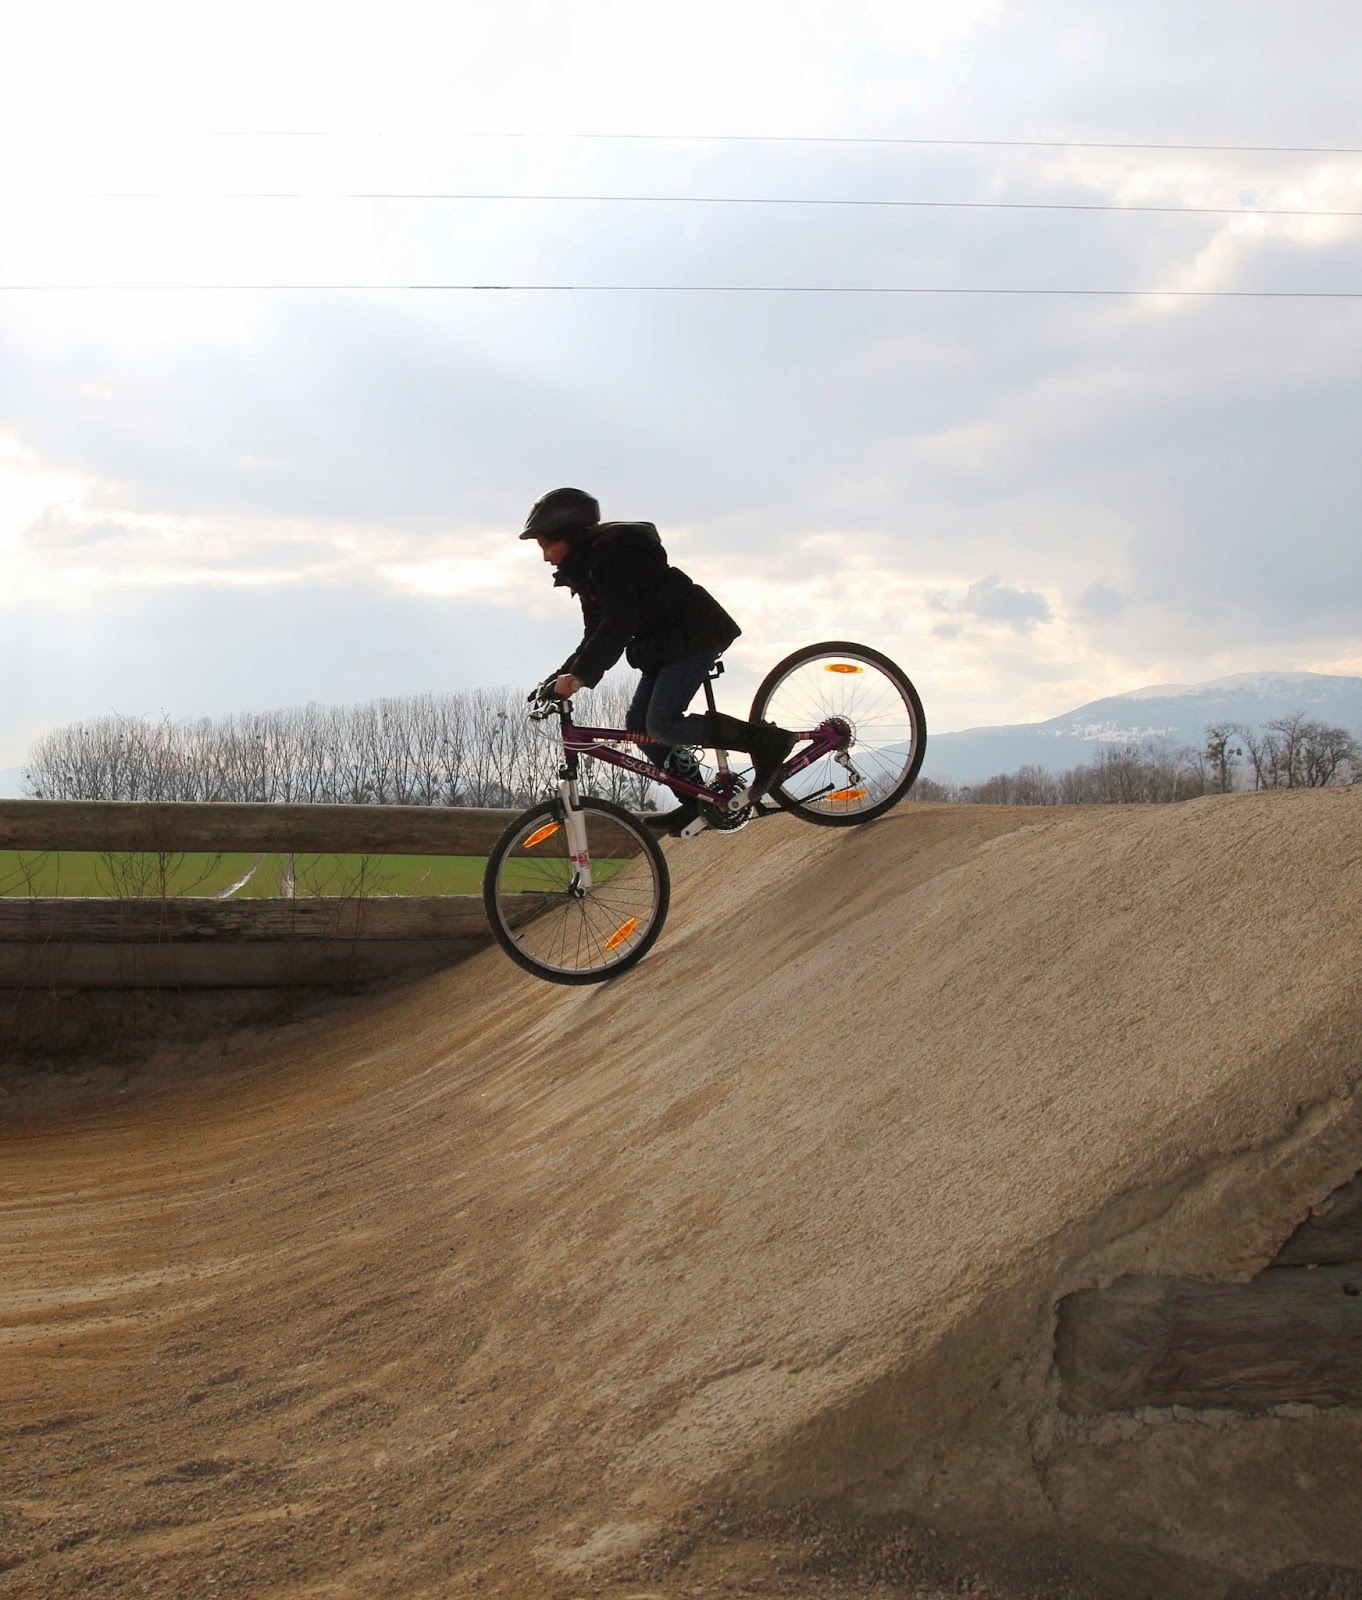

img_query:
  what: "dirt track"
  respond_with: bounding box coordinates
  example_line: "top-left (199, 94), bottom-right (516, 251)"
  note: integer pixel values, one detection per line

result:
top-left (2, 792), bottom-right (1361, 1599)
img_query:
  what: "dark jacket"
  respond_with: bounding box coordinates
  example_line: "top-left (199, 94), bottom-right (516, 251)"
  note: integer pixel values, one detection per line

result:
top-left (553, 522), bottom-right (741, 688)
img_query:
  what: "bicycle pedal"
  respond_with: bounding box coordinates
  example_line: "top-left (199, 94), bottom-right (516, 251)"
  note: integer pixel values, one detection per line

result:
top-left (677, 815), bottom-right (712, 840)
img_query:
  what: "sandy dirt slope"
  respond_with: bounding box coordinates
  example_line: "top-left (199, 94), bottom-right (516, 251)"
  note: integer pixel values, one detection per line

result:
top-left (2, 791), bottom-right (1360, 1599)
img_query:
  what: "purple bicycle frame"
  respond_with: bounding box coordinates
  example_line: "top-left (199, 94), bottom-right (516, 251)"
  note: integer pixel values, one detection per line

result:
top-left (560, 713), bottom-right (848, 804)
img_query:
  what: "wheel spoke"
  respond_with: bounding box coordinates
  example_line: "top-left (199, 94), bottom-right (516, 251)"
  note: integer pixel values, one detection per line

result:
top-left (485, 799), bottom-right (668, 981)
top-left (752, 643), bottom-right (925, 824)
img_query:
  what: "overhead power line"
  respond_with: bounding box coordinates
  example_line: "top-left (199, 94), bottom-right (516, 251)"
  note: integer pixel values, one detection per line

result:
top-left (199, 131), bottom-right (1362, 156)
top-left (71, 192), bottom-right (1362, 220)
top-left (4, 283), bottom-right (1360, 298)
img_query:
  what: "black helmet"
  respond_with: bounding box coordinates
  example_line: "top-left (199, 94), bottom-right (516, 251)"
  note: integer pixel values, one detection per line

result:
top-left (519, 486), bottom-right (600, 540)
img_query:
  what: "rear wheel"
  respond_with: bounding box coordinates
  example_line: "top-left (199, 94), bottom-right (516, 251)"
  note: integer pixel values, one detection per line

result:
top-left (750, 641), bottom-right (926, 826)
top-left (483, 796), bottom-right (671, 983)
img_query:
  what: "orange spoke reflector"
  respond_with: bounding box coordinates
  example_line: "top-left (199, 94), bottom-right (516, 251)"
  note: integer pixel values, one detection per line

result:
top-left (827, 787), bottom-right (869, 803)
top-left (604, 917), bottom-right (639, 951)
top-left (825, 662), bottom-right (863, 673)
top-left (523, 823), bottom-right (561, 849)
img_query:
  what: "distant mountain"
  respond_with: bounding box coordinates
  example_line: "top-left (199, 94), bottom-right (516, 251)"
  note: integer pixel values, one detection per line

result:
top-left (922, 672), bottom-right (1362, 786)
top-left (0, 766), bottom-right (27, 799)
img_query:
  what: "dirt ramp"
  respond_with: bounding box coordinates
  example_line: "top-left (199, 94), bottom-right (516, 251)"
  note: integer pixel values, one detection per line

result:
top-left (2, 789), bottom-right (1360, 1598)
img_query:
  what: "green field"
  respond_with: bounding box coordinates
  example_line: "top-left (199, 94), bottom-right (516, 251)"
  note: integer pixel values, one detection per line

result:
top-left (0, 850), bottom-right (493, 898)
top-left (0, 849), bottom-right (630, 898)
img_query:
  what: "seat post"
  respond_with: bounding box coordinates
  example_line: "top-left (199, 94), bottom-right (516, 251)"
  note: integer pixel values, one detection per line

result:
top-left (702, 662), bottom-right (732, 774)
top-left (703, 659), bottom-right (724, 715)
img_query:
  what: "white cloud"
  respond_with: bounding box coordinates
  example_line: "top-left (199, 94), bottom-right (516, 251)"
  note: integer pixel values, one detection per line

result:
top-left (24, 507), bottom-right (130, 549)
top-left (960, 575), bottom-right (1052, 629)
top-left (1, 0), bottom-right (1360, 764)
top-left (379, 548), bottom-right (527, 600)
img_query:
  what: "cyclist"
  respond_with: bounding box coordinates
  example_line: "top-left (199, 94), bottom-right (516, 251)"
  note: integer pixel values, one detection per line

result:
top-left (522, 486), bottom-right (796, 835)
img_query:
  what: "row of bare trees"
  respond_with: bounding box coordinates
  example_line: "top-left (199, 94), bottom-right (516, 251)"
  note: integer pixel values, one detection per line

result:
top-left (26, 692), bottom-right (1358, 815)
top-left (912, 712), bottom-right (1361, 806)
top-left (22, 673), bottom-right (658, 810)
top-left (1212, 713), bottom-right (1361, 792)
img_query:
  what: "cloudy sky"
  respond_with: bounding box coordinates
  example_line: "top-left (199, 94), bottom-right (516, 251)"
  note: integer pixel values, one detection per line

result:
top-left (2, 0), bottom-right (1360, 769)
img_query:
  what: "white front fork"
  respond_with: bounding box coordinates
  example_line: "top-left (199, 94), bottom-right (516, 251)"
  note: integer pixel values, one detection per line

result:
top-left (559, 778), bottom-right (594, 893)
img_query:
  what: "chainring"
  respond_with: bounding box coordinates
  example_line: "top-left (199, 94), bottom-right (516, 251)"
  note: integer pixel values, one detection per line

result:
top-left (701, 772), bottom-right (754, 831)
top-left (699, 800), bottom-right (753, 832)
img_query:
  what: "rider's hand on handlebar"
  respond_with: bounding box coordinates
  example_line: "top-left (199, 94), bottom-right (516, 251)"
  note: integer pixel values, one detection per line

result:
top-left (527, 673), bottom-right (584, 707)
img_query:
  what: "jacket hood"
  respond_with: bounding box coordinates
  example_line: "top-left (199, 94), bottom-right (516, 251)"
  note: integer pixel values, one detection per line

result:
top-left (593, 520), bottom-right (662, 548)
top-left (551, 522), bottom-right (662, 588)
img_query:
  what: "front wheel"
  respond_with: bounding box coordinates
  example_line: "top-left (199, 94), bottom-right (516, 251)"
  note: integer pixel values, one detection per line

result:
top-left (483, 796), bottom-right (671, 983)
top-left (750, 641), bottom-right (926, 826)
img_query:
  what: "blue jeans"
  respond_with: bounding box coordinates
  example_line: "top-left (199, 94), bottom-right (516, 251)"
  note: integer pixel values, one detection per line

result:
top-left (626, 650), bottom-right (720, 772)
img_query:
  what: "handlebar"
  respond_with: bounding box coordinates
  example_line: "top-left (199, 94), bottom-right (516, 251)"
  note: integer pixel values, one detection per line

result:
top-left (527, 680), bottom-right (572, 720)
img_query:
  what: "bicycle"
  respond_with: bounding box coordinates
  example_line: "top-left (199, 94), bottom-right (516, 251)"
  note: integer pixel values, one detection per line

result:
top-left (482, 640), bottom-right (926, 984)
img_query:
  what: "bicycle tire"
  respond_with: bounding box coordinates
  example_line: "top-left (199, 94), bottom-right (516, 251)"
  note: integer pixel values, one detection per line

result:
top-left (749, 640), bottom-right (927, 827)
top-left (483, 796), bottom-right (671, 983)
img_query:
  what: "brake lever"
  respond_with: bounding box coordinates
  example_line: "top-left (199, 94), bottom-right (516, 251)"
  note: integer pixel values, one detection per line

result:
top-left (527, 689), bottom-right (572, 721)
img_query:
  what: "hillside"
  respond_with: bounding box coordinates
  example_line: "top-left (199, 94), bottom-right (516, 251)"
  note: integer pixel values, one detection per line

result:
top-left (2, 790), bottom-right (1361, 1599)
top-left (923, 670), bottom-right (1362, 783)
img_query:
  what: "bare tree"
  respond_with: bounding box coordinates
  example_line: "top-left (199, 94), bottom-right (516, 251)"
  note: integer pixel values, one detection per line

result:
top-left (1203, 723), bottom-right (1243, 793)
top-left (1238, 713), bottom-right (1359, 790)
top-left (1266, 712), bottom-right (1310, 788)
top-left (43, 686), bottom-right (1348, 815)
top-left (1292, 718), bottom-right (1359, 787)
top-left (1012, 764), bottom-right (1061, 805)
top-left (932, 715), bottom-right (1357, 807)
top-left (906, 776), bottom-right (960, 803)
top-left (572, 673), bottom-right (663, 810)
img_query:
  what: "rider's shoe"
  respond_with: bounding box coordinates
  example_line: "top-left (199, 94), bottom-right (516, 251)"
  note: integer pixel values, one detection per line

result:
top-left (665, 745), bottom-right (705, 788)
top-left (642, 745), bottom-right (707, 836)
top-left (642, 796), bottom-right (703, 836)
top-left (748, 721), bottom-right (797, 798)
top-left (703, 712), bottom-right (797, 799)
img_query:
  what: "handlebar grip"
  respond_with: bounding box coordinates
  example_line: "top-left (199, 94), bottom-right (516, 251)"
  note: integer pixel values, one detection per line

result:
top-left (527, 679), bottom-right (571, 719)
